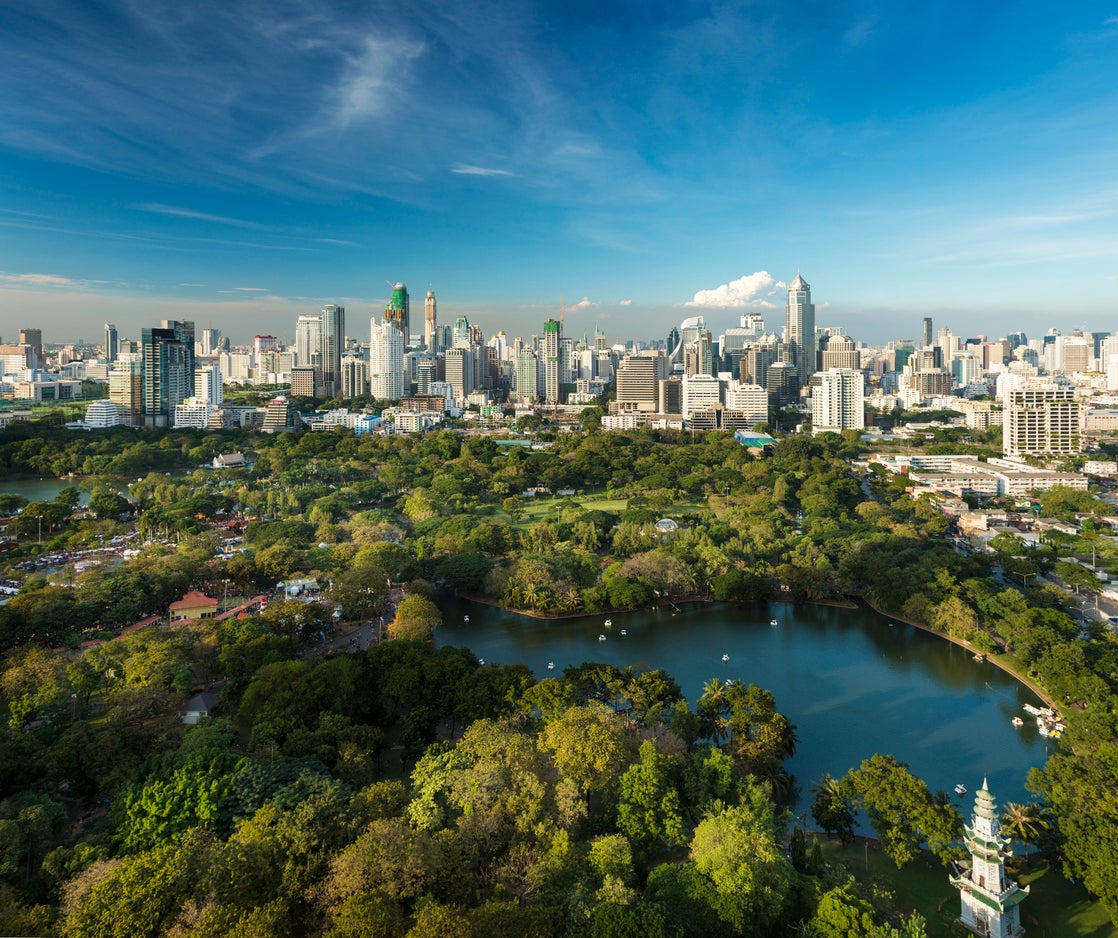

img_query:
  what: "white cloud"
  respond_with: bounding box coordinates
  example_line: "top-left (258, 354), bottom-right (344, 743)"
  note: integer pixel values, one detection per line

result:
top-left (561, 296), bottom-right (597, 312)
top-left (0, 272), bottom-right (75, 287)
top-left (451, 164), bottom-right (514, 177)
top-left (328, 36), bottom-right (423, 129)
top-left (137, 203), bottom-right (262, 229)
top-left (686, 270), bottom-right (777, 307)
top-left (619, 299), bottom-right (632, 306)
top-left (233, 287), bottom-right (269, 292)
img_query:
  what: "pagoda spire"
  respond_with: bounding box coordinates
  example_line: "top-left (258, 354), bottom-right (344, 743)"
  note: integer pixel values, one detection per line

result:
top-left (949, 781), bottom-right (1029, 937)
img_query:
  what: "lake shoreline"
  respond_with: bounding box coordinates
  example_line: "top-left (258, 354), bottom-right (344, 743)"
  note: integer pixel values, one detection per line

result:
top-left (858, 594), bottom-right (1061, 713)
top-left (455, 589), bottom-right (1060, 713)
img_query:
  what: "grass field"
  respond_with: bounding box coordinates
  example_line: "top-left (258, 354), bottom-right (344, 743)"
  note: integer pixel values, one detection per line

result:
top-left (502, 492), bottom-right (709, 530)
top-left (817, 836), bottom-right (1116, 937)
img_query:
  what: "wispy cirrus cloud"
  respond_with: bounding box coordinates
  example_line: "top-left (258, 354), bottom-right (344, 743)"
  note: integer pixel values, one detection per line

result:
top-left (452, 164), bottom-right (514, 177)
top-left (136, 203), bottom-right (265, 229)
top-left (326, 35), bottom-right (423, 130)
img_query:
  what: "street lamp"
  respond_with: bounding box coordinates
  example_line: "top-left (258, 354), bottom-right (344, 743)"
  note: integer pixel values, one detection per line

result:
top-left (1017, 572), bottom-right (1036, 589)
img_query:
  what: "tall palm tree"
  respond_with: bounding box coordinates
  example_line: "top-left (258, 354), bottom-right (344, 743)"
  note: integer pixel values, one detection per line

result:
top-left (698, 677), bottom-right (731, 746)
top-left (1000, 801), bottom-right (1049, 861)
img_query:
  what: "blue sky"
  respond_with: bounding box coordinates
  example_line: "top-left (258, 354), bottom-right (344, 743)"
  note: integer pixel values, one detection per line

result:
top-left (1, 0), bottom-right (1117, 346)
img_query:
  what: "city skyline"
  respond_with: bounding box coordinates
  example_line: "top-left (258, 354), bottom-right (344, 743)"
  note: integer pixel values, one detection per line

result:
top-left (2, 2), bottom-right (1117, 343)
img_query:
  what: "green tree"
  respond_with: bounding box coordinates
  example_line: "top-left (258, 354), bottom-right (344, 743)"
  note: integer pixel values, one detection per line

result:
top-left (539, 704), bottom-right (630, 810)
top-left (617, 741), bottom-right (686, 850)
top-left (810, 883), bottom-right (881, 937)
top-left (843, 754), bottom-right (962, 867)
top-left (811, 773), bottom-right (855, 844)
top-left (999, 801), bottom-right (1049, 861)
top-left (389, 595), bottom-right (443, 641)
top-left (688, 793), bottom-right (793, 935)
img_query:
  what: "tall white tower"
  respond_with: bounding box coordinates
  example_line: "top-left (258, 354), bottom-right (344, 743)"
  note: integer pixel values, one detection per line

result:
top-left (424, 290), bottom-right (437, 350)
top-left (950, 780), bottom-right (1028, 937)
top-left (812, 368), bottom-right (864, 434)
top-left (369, 319), bottom-right (405, 400)
top-left (785, 272), bottom-right (816, 383)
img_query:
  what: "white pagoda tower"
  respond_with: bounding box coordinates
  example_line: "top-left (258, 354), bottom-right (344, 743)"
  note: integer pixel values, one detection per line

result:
top-left (949, 779), bottom-right (1029, 937)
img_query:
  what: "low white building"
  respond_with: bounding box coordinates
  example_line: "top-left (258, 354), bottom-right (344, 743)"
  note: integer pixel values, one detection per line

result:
top-left (85, 399), bottom-right (120, 428)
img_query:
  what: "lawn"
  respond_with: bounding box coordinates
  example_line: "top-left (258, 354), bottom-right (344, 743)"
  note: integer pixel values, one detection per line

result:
top-left (502, 492), bottom-right (709, 530)
top-left (817, 836), bottom-right (1116, 937)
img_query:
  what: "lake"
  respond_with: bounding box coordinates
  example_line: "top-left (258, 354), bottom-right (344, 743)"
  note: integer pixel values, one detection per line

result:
top-left (0, 476), bottom-right (92, 507)
top-left (436, 598), bottom-right (1052, 811)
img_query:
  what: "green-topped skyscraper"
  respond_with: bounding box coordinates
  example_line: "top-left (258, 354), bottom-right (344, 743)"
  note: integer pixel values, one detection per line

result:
top-left (385, 282), bottom-right (410, 344)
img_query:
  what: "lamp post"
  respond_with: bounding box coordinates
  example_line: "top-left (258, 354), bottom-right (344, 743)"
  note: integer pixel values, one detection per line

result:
top-left (1018, 572), bottom-right (1036, 589)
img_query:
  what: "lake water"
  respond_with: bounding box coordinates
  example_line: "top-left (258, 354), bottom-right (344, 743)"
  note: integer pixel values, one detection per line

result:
top-left (437, 598), bottom-right (1051, 811)
top-left (0, 477), bottom-right (91, 507)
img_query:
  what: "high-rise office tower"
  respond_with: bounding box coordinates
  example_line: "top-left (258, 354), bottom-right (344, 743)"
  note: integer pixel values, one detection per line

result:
top-left (424, 290), bottom-right (437, 350)
top-left (666, 327), bottom-right (681, 358)
top-left (444, 347), bottom-right (474, 400)
top-left (543, 318), bottom-right (563, 404)
top-left (19, 328), bottom-right (43, 367)
top-left (254, 335), bottom-right (279, 358)
top-left (785, 272), bottom-right (816, 383)
top-left (812, 369), bottom-right (865, 434)
top-left (104, 323), bottom-right (119, 365)
top-left (320, 304), bottom-right (345, 398)
top-left (615, 351), bottom-right (668, 413)
top-left (921, 317), bottom-right (934, 348)
top-left (515, 348), bottom-right (539, 403)
top-left (295, 315), bottom-right (323, 369)
top-left (369, 319), bottom-right (405, 400)
top-left (195, 364), bottom-right (223, 404)
top-left (416, 356), bottom-right (438, 394)
top-left (385, 283), bottom-right (410, 342)
top-left (109, 355), bottom-right (143, 427)
top-left (142, 325), bottom-right (192, 427)
top-left (199, 327), bottom-right (222, 356)
top-left (452, 315), bottom-right (472, 349)
top-left (821, 335), bottom-right (860, 371)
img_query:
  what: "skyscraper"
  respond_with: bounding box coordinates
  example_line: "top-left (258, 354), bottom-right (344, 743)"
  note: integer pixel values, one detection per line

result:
top-left (424, 290), bottom-right (437, 350)
top-left (812, 369), bottom-right (865, 434)
top-left (515, 348), bottom-right (539, 403)
top-left (295, 315), bottom-right (323, 369)
top-left (109, 355), bottom-right (143, 427)
top-left (452, 315), bottom-right (472, 349)
top-left (199, 327), bottom-right (222, 356)
top-left (385, 283), bottom-right (410, 342)
top-left (19, 328), bottom-right (43, 367)
top-left (785, 272), bottom-right (816, 383)
top-left (543, 318), bottom-right (563, 405)
top-left (104, 323), bottom-right (119, 364)
top-left (369, 319), bottom-right (405, 400)
top-left (320, 304), bottom-right (345, 398)
top-left (195, 364), bottom-right (223, 404)
top-left (921, 317), bottom-right (934, 348)
top-left (142, 325), bottom-right (192, 427)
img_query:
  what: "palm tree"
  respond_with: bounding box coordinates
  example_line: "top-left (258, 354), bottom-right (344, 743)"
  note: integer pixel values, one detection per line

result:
top-left (698, 677), bottom-right (731, 746)
top-left (1000, 801), bottom-right (1049, 861)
